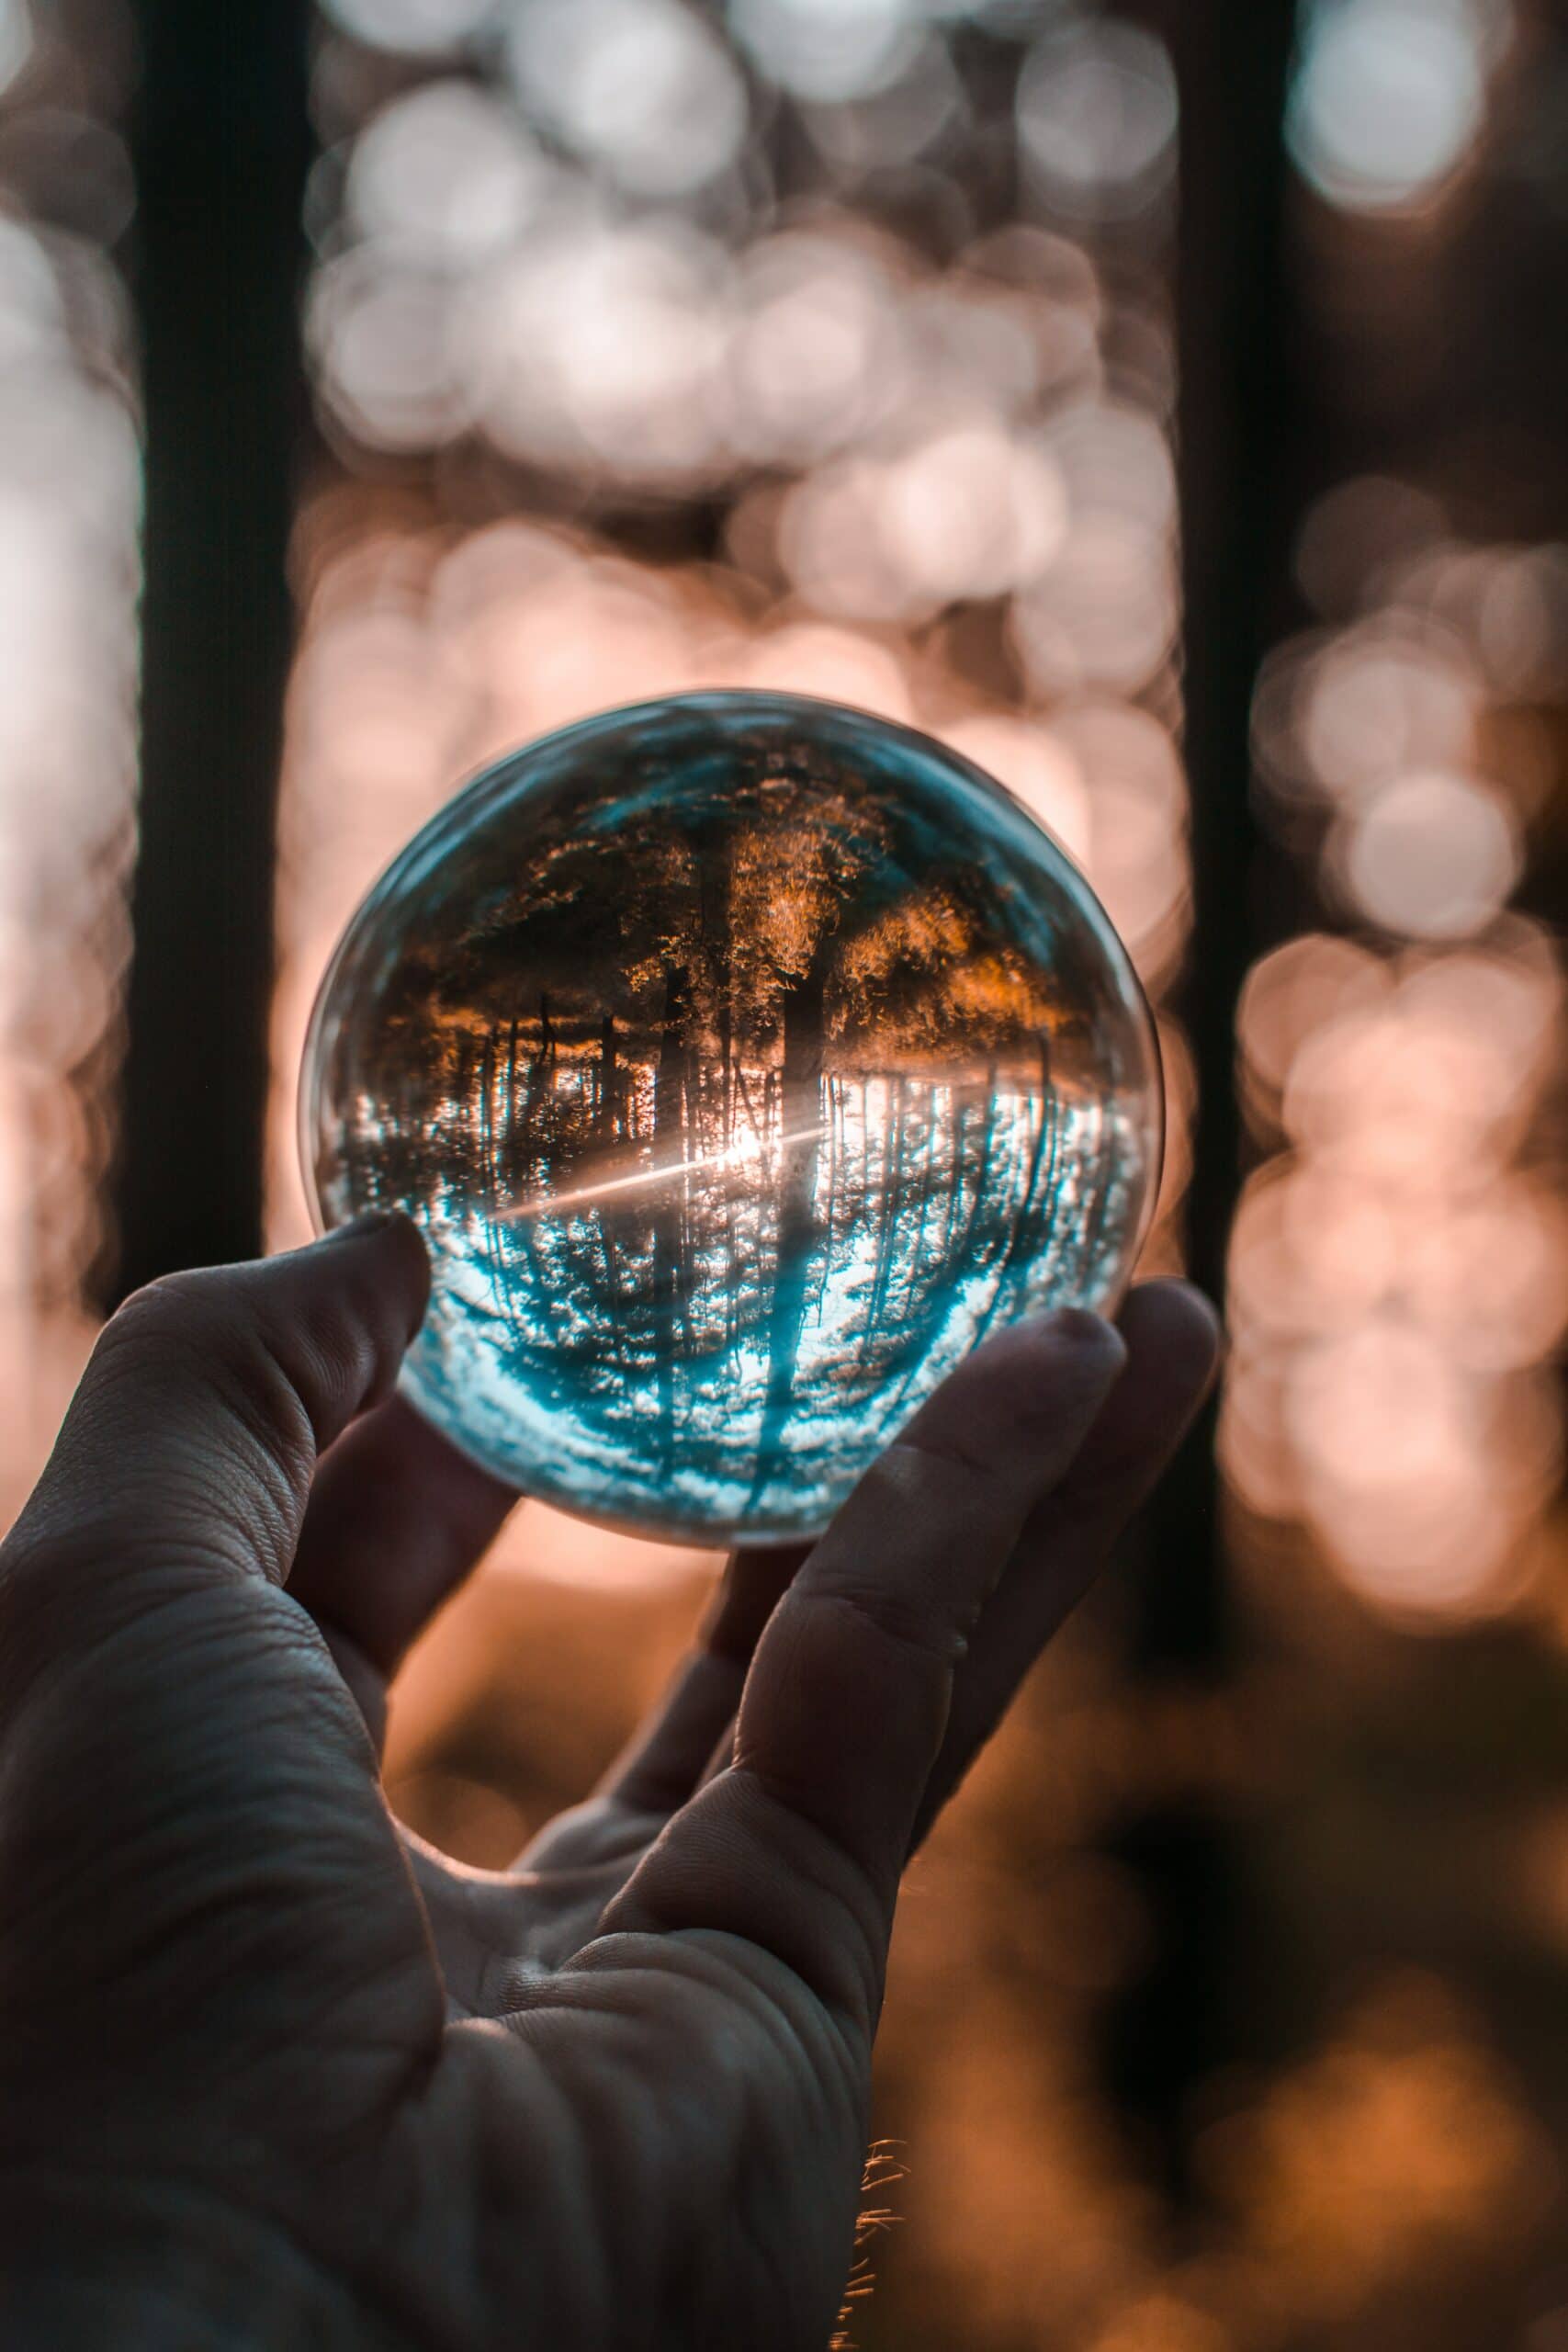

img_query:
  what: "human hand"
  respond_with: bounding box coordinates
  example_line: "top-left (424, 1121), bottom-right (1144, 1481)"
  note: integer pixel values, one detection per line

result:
top-left (0, 1216), bottom-right (1218, 2349)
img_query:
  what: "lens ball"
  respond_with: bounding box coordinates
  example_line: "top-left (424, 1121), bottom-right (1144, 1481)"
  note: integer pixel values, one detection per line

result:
top-left (301, 692), bottom-right (1162, 1542)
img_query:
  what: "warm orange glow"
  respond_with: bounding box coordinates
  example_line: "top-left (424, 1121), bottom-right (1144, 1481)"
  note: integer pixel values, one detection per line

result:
top-left (1206, 1978), bottom-right (1551, 2306)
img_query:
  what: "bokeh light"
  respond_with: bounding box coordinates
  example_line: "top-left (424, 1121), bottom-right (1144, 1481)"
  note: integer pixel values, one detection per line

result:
top-left (0, 6), bottom-right (140, 1524)
top-left (1288, 0), bottom-right (1502, 215)
top-left (504, 0), bottom-right (749, 198)
top-left (1016, 18), bottom-right (1179, 222)
top-left (1239, 471), bottom-right (1563, 1624)
top-left (728, 0), bottom-right (922, 105)
top-left (343, 81), bottom-right (553, 265)
top-left (1331, 767), bottom-right (1520, 939)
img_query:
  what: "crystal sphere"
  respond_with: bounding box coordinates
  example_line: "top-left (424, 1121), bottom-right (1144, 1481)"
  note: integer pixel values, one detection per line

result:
top-left (301, 692), bottom-right (1163, 1543)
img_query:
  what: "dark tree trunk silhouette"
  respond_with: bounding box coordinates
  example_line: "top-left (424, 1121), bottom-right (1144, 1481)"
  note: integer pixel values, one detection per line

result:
top-left (597, 1012), bottom-right (617, 1141)
top-left (650, 965), bottom-right (694, 1469)
top-left (745, 928), bottom-right (836, 1511)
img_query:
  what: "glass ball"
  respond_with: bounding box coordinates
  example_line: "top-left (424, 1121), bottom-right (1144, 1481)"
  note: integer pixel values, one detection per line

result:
top-left (301, 692), bottom-right (1163, 1544)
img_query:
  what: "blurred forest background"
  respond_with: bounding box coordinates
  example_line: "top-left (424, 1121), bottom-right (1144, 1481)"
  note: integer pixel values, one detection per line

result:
top-left (2, 0), bottom-right (1567, 2343)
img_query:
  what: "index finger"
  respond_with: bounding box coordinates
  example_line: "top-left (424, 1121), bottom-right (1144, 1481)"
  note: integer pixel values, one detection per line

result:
top-left (288, 1394), bottom-right (519, 1742)
top-left (599, 1309), bottom-right (1126, 2030)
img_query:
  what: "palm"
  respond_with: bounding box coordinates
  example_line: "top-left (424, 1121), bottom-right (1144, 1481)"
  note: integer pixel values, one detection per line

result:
top-left (405, 1801), bottom-right (671, 2018)
top-left (377, 1842), bottom-right (873, 2352)
top-left (279, 1818), bottom-right (871, 2352)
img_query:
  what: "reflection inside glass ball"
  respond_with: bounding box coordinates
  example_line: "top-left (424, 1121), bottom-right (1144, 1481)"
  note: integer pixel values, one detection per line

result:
top-left (302, 692), bottom-right (1162, 1542)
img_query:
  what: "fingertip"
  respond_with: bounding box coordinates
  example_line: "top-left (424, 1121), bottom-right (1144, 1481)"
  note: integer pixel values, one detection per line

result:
top-left (900, 1304), bottom-right (1128, 1482)
top-left (317, 1209), bottom-right (431, 1340)
top-left (973, 1303), bottom-right (1127, 1373)
top-left (288, 1391), bottom-right (519, 1689)
top-left (1038, 1303), bottom-right (1129, 1368)
top-left (1116, 1279), bottom-right (1224, 1385)
top-left (965, 1306), bottom-right (1127, 1403)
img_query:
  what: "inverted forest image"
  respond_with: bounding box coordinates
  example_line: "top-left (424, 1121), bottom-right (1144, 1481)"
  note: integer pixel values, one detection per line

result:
top-left (307, 698), bottom-right (1160, 1538)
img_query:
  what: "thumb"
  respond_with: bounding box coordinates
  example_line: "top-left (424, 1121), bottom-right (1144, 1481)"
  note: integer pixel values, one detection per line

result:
top-left (0, 1212), bottom-right (428, 1697)
top-left (0, 1216), bottom-right (439, 2121)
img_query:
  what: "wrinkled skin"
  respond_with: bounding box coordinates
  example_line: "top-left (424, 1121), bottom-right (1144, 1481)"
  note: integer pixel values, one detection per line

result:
top-left (0, 1215), bottom-right (1218, 2349)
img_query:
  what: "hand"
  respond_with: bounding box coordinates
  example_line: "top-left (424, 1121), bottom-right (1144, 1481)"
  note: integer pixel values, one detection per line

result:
top-left (0, 1215), bottom-right (1218, 2349)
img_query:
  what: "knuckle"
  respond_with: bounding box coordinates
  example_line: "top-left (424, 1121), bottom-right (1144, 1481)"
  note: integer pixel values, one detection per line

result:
top-left (854, 1442), bottom-right (977, 1516)
top-left (803, 1583), bottom-right (964, 1668)
top-left (889, 1423), bottom-right (995, 1480)
top-left (94, 1276), bottom-right (228, 1400)
top-left (102, 1270), bottom-right (316, 1469)
top-left (220, 1329), bottom-right (319, 1475)
top-left (108, 1267), bottom-right (217, 1342)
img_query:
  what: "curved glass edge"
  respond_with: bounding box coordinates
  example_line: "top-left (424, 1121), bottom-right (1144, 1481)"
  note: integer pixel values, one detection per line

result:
top-left (299, 687), bottom-right (1169, 1543)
